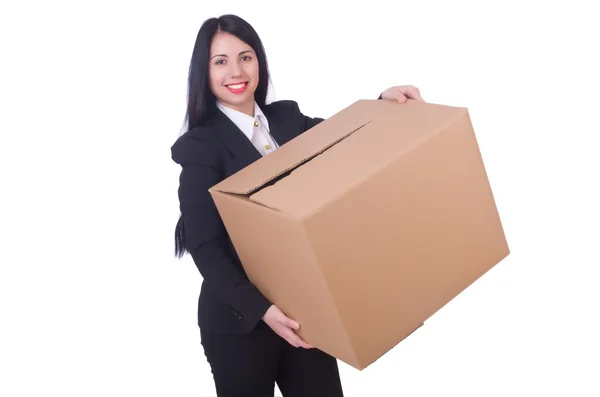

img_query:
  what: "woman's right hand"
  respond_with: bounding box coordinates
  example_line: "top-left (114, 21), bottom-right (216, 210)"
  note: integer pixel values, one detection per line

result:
top-left (262, 304), bottom-right (314, 349)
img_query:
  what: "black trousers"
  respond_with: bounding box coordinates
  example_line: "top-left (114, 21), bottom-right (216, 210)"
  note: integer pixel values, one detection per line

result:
top-left (200, 321), bottom-right (344, 397)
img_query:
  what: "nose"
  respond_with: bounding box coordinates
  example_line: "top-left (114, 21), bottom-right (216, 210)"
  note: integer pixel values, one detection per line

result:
top-left (229, 60), bottom-right (243, 78)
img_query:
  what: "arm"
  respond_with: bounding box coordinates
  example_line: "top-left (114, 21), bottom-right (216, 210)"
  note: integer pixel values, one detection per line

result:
top-left (302, 113), bottom-right (325, 131)
top-left (175, 141), bottom-right (272, 329)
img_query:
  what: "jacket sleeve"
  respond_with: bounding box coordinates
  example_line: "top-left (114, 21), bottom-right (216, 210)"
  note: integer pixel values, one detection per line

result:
top-left (173, 137), bottom-right (272, 328)
top-left (277, 100), bottom-right (325, 132)
top-left (301, 110), bottom-right (325, 131)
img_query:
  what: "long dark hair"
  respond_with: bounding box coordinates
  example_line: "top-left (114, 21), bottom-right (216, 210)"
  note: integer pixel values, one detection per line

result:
top-left (175, 14), bottom-right (272, 257)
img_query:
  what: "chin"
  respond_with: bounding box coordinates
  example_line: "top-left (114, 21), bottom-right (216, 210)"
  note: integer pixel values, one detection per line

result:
top-left (222, 91), bottom-right (255, 105)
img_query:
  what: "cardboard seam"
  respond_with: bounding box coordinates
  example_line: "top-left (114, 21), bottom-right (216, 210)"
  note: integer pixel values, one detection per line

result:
top-left (244, 120), bottom-right (374, 196)
top-left (217, 191), bottom-right (284, 214)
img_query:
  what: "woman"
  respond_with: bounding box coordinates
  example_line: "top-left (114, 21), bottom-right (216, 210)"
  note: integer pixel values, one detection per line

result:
top-left (171, 14), bottom-right (424, 397)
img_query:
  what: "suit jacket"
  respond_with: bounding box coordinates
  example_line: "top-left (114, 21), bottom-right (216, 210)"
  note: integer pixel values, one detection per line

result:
top-left (171, 100), bottom-right (325, 334)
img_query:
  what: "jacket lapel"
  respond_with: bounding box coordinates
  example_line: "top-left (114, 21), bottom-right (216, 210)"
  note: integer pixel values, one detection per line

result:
top-left (203, 105), bottom-right (295, 175)
top-left (263, 106), bottom-right (293, 146)
top-left (208, 110), bottom-right (262, 169)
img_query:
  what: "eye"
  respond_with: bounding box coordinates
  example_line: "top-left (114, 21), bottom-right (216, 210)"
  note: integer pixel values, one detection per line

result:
top-left (214, 59), bottom-right (225, 65)
top-left (241, 55), bottom-right (252, 61)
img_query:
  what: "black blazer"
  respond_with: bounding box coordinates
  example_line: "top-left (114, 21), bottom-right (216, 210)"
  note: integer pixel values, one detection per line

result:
top-left (171, 100), bottom-right (326, 334)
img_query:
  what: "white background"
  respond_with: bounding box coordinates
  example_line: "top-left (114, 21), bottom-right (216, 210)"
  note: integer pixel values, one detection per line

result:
top-left (1, 0), bottom-right (599, 396)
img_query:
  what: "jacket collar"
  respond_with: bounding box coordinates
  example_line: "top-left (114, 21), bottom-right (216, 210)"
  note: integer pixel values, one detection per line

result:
top-left (202, 102), bottom-right (294, 167)
top-left (216, 101), bottom-right (270, 142)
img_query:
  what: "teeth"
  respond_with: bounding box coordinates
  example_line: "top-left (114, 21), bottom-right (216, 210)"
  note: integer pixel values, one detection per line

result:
top-left (228, 83), bottom-right (246, 89)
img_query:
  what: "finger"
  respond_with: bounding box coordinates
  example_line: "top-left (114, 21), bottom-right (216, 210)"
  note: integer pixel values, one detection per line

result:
top-left (272, 307), bottom-right (300, 330)
top-left (288, 334), bottom-right (313, 349)
top-left (300, 340), bottom-right (315, 349)
top-left (280, 327), bottom-right (301, 347)
top-left (280, 317), bottom-right (300, 330)
top-left (395, 92), bottom-right (407, 103)
top-left (289, 329), bottom-right (314, 349)
top-left (406, 87), bottom-right (424, 102)
top-left (280, 327), bottom-right (306, 348)
top-left (284, 333), bottom-right (301, 348)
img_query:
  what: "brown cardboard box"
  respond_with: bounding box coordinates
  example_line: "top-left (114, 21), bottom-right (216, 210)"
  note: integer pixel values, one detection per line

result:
top-left (209, 99), bottom-right (510, 370)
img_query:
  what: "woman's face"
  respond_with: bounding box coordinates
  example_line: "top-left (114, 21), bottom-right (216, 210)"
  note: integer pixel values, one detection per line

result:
top-left (208, 31), bottom-right (259, 115)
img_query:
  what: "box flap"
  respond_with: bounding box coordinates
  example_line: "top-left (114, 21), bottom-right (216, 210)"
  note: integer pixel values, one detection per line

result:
top-left (210, 99), bottom-right (394, 195)
top-left (248, 100), bottom-right (469, 217)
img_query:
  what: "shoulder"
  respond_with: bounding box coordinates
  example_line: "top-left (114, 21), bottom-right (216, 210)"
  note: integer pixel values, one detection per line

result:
top-left (263, 99), bottom-right (304, 118)
top-left (264, 99), bottom-right (324, 132)
top-left (170, 125), bottom-right (220, 167)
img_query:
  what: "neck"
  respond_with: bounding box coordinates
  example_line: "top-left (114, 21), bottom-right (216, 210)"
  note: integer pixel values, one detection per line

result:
top-left (218, 100), bottom-right (254, 117)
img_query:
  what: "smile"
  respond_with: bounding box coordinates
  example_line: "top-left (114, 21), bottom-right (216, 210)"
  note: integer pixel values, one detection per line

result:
top-left (225, 82), bottom-right (248, 94)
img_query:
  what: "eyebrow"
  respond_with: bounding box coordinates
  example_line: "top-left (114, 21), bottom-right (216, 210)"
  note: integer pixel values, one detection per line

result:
top-left (210, 50), bottom-right (253, 60)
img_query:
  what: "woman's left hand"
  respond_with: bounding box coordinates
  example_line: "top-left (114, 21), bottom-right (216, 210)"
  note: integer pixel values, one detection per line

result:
top-left (381, 85), bottom-right (425, 103)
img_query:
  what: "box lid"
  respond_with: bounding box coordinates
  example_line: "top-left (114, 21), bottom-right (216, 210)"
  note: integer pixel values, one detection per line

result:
top-left (211, 99), bottom-right (468, 218)
top-left (210, 99), bottom-right (393, 196)
top-left (248, 100), bottom-right (468, 217)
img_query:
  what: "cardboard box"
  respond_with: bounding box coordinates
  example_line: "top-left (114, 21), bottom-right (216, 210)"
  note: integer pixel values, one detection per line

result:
top-left (209, 99), bottom-right (510, 370)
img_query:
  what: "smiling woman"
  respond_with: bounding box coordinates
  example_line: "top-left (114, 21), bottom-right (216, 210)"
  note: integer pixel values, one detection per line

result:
top-left (182, 15), bottom-right (273, 133)
top-left (170, 13), bottom-right (424, 397)
top-left (209, 34), bottom-right (260, 114)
